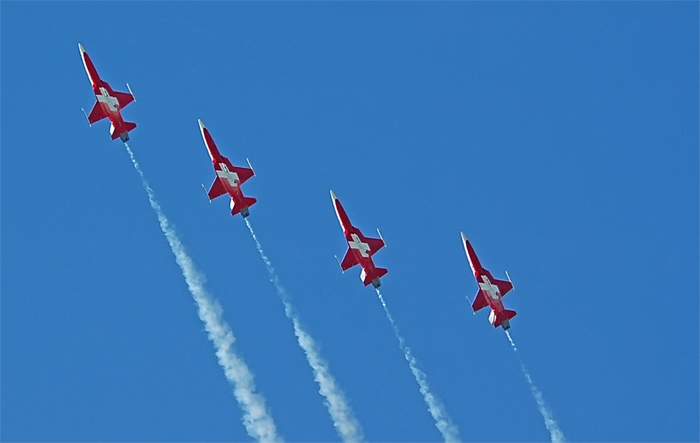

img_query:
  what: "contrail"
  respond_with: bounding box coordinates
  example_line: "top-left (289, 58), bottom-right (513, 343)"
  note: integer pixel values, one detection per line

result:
top-left (245, 219), bottom-right (364, 443)
top-left (375, 289), bottom-right (461, 443)
top-left (124, 143), bottom-right (282, 443)
top-left (505, 330), bottom-right (566, 443)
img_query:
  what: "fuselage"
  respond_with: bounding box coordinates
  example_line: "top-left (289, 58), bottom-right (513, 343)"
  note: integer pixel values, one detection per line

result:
top-left (197, 119), bottom-right (257, 218)
top-left (464, 236), bottom-right (507, 315)
top-left (346, 227), bottom-right (381, 278)
top-left (476, 272), bottom-right (507, 314)
top-left (215, 160), bottom-right (246, 207)
top-left (332, 192), bottom-right (383, 281)
top-left (79, 44), bottom-right (129, 137)
top-left (202, 127), bottom-right (246, 206)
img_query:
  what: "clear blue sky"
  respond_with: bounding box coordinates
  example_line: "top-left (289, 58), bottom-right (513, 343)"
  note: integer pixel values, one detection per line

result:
top-left (2, 2), bottom-right (698, 442)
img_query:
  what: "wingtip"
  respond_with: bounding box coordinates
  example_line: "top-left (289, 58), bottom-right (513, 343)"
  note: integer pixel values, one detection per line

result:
top-left (330, 190), bottom-right (338, 201)
top-left (78, 43), bottom-right (85, 54)
top-left (198, 119), bottom-right (205, 131)
top-left (461, 231), bottom-right (468, 243)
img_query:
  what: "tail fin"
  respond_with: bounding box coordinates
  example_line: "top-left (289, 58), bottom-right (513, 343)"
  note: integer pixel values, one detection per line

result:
top-left (122, 121), bottom-right (137, 133)
top-left (230, 196), bottom-right (257, 216)
top-left (490, 309), bottom-right (517, 328)
top-left (111, 121), bottom-right (137, 140)
top-left (362, 267), bottom-right (388, 286)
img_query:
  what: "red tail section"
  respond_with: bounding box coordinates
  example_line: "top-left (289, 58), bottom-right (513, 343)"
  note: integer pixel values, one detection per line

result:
top-left (362, 267), bottom-right (388, 286)
top-left (492, 309), bottom-right (517, 328)
top-left (231, 196), bottom-right (258, 217)
top-left (242, 196), bottom-right (257, 210)
top-left (111, 121), bottom-right (137, 140)
top-left (122, 121), bottom-right (137, 133)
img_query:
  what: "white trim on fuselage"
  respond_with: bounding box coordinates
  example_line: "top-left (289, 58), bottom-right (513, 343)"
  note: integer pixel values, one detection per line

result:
top-left (216, 163), bottom-right (240, 188)
top-left (478, 274), bottom-right (505, 312)
top-left (348, 233), bottom-right (370, 258)
top-left (97, 86), bottom-right (119, 112)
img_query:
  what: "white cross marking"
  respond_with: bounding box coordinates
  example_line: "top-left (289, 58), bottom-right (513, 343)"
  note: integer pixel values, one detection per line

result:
top-left (479, 275), bottom-right (501, 300)
top-left (349, 233), bottom-right (370, 258)
top-left (96, 87), bottom-right (119, 112)
top-left (216, 163), bottom-right (240, 187)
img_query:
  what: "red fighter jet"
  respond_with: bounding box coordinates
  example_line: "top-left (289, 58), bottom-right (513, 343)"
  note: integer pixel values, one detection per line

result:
top-left (199, 120), bottom-right (257, 218)
top-left (331, 191), bottom-right (387, 288)
top-left (461, 232), bottom-right (516, 330)
top-left (78, 43), bottom-right (136, 142)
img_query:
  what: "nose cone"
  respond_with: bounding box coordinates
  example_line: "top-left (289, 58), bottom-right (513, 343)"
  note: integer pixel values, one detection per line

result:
top-left (199, 120), bottom-right (219, 162)
top-left (461, 232), bottom-right (472, 256)
top-left (330, 190), bottom-right (348, 229)
top-left (462, 234), bottom-right (481, 274)
top-left (78, 43), bottom-right (98, 85)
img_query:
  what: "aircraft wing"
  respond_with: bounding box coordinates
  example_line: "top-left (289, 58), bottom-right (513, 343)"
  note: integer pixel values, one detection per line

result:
top-left (112, 90), bottom-right (134, 109)
top-left (364, 235), bottom-right (385, 257)
top-left (471, 290), bottom-right (489, 312)
top-left (339, 248), bottom-right (359, 271)
top-left (493, 278), bottom-right (514, 297)
top-left (227, 164), bottom-right (254, 185)
top-left (87, 101), bottom-right (108, 124)
top-left (207, 178), bottom-right (227, 200)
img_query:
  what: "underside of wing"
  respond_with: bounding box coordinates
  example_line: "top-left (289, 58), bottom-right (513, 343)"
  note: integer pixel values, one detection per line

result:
top-left (227, 164), bottom-right (255, 185)
top-left (87, 101), bottom-right (107, 124)
top-left (340, 248), bottom-right (359, 271)
top-left (471, 290), bottom-right (489, 312)
top-left (112, 90), bottom-right (134, 109)
top-left (207, 178), bottom-right (227, 200)
top-left (494, 278), bottom-right (514, 297)
top-left (364, 236), bottom-right (385, 257)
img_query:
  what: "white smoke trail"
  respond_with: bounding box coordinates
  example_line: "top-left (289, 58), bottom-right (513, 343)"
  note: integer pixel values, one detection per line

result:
top-left (505, 330), bottom-right (566, 443)
top-left (375, 289), bottom-right (461, 443)
top-left (245, 219), bottom-right (364, 443)
top-left (506, 330), bottom-right (518, 351)
top-left (124, 143), bottom-right (282, 443)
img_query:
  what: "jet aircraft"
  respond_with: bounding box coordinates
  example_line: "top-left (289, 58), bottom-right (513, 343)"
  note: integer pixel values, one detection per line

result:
top-left (79, 43), bottom-right (136, 142)
top-left (461, 232), bottom-right (516, 330)
top-left (331, 191), bottom-right (387, 288)
top-left (199, 120), bottom-right (257, 218)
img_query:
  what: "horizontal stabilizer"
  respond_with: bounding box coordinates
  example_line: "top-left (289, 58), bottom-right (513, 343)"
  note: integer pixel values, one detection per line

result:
top-left (491, 309), bottom-right (517, 328)
top-left (362, 267), bottom-right (388, 286)
top-left (242, 195), bottom-right (257, 208)
top-left (110, 121), bottom-right (137, 140)
top-left (122, 121), bottom-right (137, 133)
top-left (231, 195), bottom-right (257, 216)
